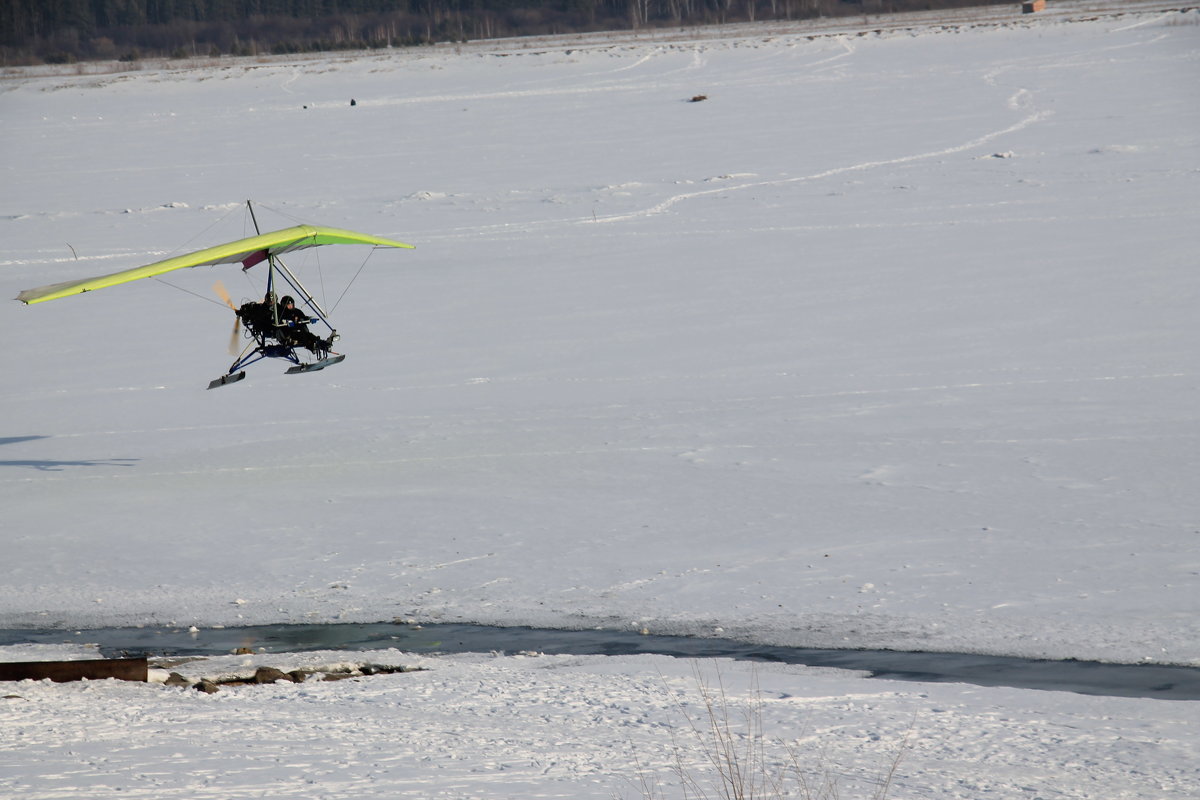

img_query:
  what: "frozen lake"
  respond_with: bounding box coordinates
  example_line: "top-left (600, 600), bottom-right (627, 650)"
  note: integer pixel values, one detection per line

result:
top-left (2, 2), bottom-right (1198, 797)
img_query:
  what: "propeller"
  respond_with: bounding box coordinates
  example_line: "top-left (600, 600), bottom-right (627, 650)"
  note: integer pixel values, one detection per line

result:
top-left (213, 280), bottom-right (241, 355)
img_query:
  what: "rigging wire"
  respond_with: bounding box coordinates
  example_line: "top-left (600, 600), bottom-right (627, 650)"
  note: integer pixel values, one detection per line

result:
top-left (330, 247), bottom-right (379, 314)
top-left (152, 276), bottom-right (230, 308)
top-left (242, 202), bottom-right (331, 308)
top-left (313, 247), bottom-right (328, 311)
top-left (236, 201), bottom-right (385, 314)
top-left (251, 202), bottom-right (310, 227)
top-left (162, 204), bottom-right (241, 259)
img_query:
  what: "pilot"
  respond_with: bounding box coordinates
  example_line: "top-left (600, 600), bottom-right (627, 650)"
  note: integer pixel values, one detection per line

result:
top-left (277, 295), bottom-right (333, 356)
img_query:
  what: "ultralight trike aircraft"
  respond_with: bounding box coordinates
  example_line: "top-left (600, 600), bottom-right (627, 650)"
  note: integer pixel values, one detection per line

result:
top-left (17, 203), bottom-right (414, 389)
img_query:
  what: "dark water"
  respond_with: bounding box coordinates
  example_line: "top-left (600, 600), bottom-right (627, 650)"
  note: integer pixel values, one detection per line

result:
top-left (3, 623), bottom-right (1197, 701)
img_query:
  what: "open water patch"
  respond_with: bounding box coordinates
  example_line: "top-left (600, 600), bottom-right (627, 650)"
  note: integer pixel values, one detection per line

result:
top-left (2, 623), bottom-right (1198, 701)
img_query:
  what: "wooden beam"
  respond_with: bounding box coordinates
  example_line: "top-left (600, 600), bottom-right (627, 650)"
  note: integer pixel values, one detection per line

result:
top-left (0, 657), bottom-right (148, 683)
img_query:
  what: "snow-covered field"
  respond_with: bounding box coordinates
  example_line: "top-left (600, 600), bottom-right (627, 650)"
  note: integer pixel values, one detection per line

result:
top-left (2, 2), bottom-right (1198, 797)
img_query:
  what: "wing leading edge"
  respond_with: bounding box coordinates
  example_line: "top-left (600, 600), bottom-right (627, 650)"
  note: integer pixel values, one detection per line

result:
top-left (17, 225), bottom-right (415, 305)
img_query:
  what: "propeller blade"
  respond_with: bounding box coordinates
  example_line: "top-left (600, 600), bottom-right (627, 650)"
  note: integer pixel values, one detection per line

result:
top-left (228, 317), bottom-right (241, 356)
top-left (213, 280), bottom-right (236, 310)
top-left (214, 281), bottom-right (242, 354)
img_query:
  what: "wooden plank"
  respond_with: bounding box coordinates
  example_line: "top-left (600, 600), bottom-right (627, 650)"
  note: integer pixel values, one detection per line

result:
top-left (0, 657), bottom-right (148, 683)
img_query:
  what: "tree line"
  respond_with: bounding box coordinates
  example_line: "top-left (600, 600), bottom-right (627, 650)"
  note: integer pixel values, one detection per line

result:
top-left (1, 0), bottom-right (1011, 65)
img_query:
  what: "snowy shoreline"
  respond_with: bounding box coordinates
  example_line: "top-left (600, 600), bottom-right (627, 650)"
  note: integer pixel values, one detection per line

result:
top-left (6, 621), bottom-right (1200, 700)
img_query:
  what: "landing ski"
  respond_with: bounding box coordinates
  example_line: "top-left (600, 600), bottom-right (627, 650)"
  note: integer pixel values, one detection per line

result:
top-left (286, 353), bottom-right (346, 374)
top-left (207, 370), bottom-right (247, 390)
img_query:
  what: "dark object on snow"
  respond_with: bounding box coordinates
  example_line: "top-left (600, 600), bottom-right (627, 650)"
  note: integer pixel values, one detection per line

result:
top-left (350, 98), bottom-right (357, 106)
top-left (253, 666), bottom-right (292, 684)
top-left (0, 657), bottom-right (147, 683)
top-left (689, 94), bottom-right (708, 102)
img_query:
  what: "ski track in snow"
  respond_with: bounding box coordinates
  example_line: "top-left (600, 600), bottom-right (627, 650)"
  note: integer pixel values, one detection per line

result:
top-left (359, 37), bottom-right (1050, 236)
top-left (589, 107), bottom-right (1054, 224)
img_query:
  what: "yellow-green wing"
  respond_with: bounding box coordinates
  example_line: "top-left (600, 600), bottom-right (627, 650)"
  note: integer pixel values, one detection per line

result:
top-left (17, 225), bottom-right (414, 305)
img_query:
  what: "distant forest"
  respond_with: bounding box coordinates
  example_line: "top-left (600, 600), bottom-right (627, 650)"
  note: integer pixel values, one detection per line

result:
top-left (2, 0), bottom-right (1011, 65)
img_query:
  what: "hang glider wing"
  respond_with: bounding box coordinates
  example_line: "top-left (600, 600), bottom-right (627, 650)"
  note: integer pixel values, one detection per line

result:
top-left (17, 225), bottom-right (415, 305)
